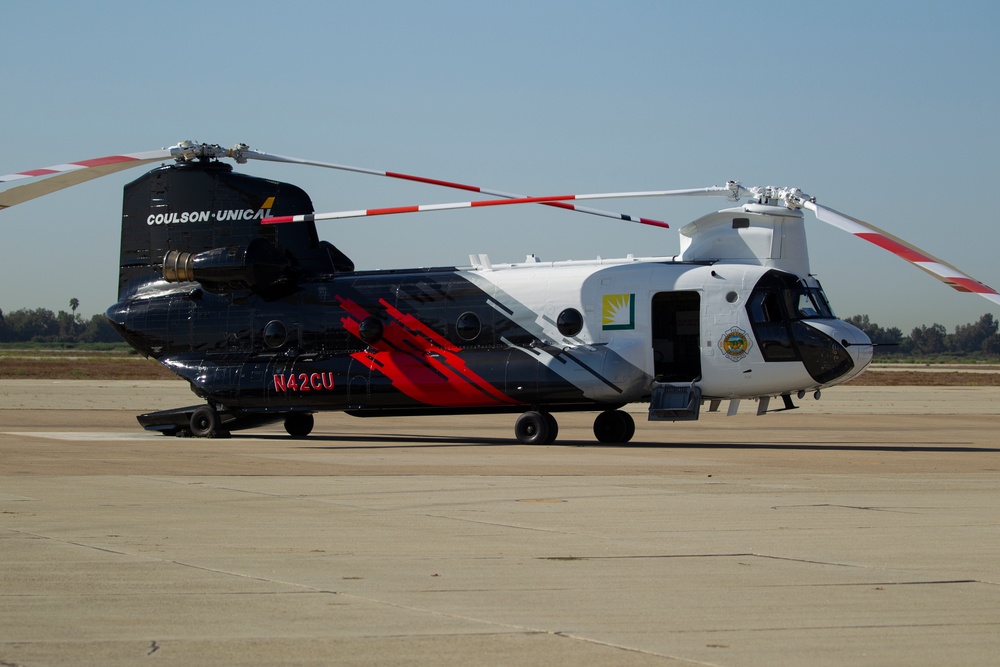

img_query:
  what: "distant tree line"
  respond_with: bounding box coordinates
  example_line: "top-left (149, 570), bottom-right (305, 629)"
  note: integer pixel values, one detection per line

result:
top-left (844, 313), bottom-right (1000, 358)
top-left (0, 304), bottom-right (121, 344)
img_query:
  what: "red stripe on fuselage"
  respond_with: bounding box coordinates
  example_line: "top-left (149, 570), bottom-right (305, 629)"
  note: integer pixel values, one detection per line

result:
top-left (335, 295), bottom-right (520, 408)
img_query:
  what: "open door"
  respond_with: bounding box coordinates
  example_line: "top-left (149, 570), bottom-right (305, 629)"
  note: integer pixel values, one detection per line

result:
top-left (651, 291), bottom-right (701, 382)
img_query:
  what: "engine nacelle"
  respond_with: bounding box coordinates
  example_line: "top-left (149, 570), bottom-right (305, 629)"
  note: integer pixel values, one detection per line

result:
top-left (679, 204), bottom-right (809, 277)
top-left (163, 237), bottom-right (290, 292)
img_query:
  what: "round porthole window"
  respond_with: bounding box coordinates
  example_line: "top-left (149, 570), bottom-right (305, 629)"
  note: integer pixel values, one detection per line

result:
top-left (557, 308), bottom-right (584, 337)
top-left (456, 312), bottom-right (482, 342)
top-left (263, 320), bottom-right (287, 348)
top-left (726, 291), bottom-right (740, 304)
top-left (359, 316), bottom-right (384, 344)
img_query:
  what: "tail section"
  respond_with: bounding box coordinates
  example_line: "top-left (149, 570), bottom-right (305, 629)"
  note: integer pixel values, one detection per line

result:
top-left (118, 159), bottom-right (353, 300)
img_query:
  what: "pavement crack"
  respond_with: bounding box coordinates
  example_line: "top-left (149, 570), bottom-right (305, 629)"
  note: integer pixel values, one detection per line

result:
top-left (0, 526), bottom-right (132, 556)
top-left (552, 630), bottom-right (723, 666)
top-left (685, 621), bottom-right (1000, 634)
top-left (771, 503), bottom-right (923, 514)
top-left (422, 512), bottom-right (591, 536)
top-left (751, 553), bottom-right (865, 568)
top-left (539, 553), bottom-right (754, 561)
top-left (825, 579), bottom-right (980, 586)
top-left (535, 552), bottom-right (875, 570)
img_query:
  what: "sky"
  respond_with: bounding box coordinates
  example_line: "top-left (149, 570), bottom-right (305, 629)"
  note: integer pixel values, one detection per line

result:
top-left (1, 0), bottom-right (998, 331)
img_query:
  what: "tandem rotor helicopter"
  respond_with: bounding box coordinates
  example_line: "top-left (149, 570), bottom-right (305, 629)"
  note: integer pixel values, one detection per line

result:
top-left (3, 141), bottom-right (998, 443)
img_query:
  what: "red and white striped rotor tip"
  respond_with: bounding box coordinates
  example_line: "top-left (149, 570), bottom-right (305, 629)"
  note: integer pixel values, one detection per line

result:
top-left (261, 186), bottom-right (737, 229)
top-left (0, 148), bottom-right (175, 210)
top-left (804, 200), bottom-right (1000, 306)
top-left (238, 147), bottom-right (669, 226)
top-left (1, 141), bottom-right (665, 226)
top-left (262, 191), bottom-right (677, 229)
top-left (736, 184), bottom-right (1000, 307)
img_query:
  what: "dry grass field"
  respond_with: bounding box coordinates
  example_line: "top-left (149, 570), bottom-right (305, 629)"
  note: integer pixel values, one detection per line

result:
top-left (847, 367), bottom-right (1000, 386)
top-left (0, 350), bottom-right (177, 380)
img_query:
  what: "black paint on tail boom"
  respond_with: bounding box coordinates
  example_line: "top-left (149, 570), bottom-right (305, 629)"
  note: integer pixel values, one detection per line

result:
top-left (117, 159), bottom-right (354, 300)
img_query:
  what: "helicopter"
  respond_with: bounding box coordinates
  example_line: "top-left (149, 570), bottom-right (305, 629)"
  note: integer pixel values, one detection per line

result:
top-left (2, 141), bottom-right (998, 444)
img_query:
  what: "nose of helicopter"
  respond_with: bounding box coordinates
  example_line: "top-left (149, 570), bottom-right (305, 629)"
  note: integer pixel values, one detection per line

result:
top-left (804, 319), bottom-right (874, 384)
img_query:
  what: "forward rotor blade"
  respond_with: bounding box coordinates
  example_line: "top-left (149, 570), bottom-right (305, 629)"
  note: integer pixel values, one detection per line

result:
top-left (262, 186), bottom-right (735, 228)
top-left (240, 148), bottom-right (672, 227)
top-left (803, 200), bottom-right (1000, 306)
top-left (0, 149), bottom-right (172, 210)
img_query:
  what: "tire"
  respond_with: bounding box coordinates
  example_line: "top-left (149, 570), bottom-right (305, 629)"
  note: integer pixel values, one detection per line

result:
top-left (284, 413), bottom-right (315, 438)
top-left (190, 406), bottom-right (220, 438)
top-left (593, 410), bottom-right (635, 444)
top-left (620, 411), bottom-right (635, 443)
top-left (543, 412), bottom-right (559, 443)
top-left (515, 411), bottom-right (553, 445)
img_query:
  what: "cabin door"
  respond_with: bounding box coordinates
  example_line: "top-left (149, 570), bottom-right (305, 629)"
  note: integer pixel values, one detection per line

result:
top-left (651, 291), bottom-right (701, 382)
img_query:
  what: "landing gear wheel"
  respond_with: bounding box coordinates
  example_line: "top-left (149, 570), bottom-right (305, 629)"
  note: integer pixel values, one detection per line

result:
top-left (190, 406), bottom-right (221, 438)
top-left (543, 412), bottom-right (559, 443)
top-left (515, 411), bottom-right (556, 445)
top-left (593, 410), bottom-right (635, 444)
top-left (284, 413), bottom-right (314, 437)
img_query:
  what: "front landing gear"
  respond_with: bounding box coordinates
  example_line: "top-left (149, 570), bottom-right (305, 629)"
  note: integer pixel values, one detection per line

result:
top-left (593, 410), bottom-right (635, 444)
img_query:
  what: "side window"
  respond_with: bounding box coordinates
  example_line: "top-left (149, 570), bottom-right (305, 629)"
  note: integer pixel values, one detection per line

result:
top-left (747, 288), bottom-right (798, 361)
top-left (749, 290), bottom-right (783, 324)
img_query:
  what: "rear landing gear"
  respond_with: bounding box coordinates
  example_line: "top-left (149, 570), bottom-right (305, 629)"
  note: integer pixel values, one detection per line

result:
top-left (593, 410), bottom-right (635, 444)
top-left (284, 413), bottom-right (315, 437)
top-left (514, 411), bottom-right (558, 445)
top-left (513, 410), bottom-right (636, 445)
top-left (141, 405), bottom-right (312, 438)
top-left (189, 406), bottom-right (228, 438)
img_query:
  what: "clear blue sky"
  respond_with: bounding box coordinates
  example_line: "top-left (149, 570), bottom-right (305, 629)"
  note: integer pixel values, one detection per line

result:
top-left (2, 0), bottom-right (998, 331)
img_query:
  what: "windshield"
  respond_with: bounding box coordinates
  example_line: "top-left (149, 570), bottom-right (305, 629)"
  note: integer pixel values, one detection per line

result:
top-left (794, 280), bottom-right (835, 320)
top-left (747, 271), bottom-right (852, 381)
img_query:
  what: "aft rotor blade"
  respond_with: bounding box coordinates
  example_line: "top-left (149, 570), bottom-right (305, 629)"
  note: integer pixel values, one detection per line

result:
top-left (262, 186), bottom-right (735, 228)
top-left (0, 149), bottom-right (172, 210)
top-left (241, 148), bottom-right (671, 227)
top-left (804, 200), bottom-right (1000, 306)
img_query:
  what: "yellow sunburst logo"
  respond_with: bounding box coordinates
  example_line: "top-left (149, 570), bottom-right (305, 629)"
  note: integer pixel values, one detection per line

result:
top-left (602, 294), bottom-right (635, 330)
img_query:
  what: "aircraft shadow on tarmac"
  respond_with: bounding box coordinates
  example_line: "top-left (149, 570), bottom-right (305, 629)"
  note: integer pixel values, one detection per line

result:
top-left (249, 433), bottom-right (1000, 453)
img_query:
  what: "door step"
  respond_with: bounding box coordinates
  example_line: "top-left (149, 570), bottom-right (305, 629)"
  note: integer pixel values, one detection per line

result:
top-left (648, 384), bottom-right (702, 421)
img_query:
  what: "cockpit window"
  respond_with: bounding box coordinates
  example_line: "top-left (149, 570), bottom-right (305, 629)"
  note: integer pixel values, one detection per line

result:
top-left (747, 288), bottom-right (797, 361)
top-left (746, 271), bottom-right (852, 381)
top-left (748, 276), bottom-right (834, 324)
top-left (794, 280), bottom-right (835, 320)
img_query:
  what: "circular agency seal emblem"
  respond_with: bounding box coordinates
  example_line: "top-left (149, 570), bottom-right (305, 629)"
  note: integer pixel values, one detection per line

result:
top-left (719, 327), bottom-right (753, 361)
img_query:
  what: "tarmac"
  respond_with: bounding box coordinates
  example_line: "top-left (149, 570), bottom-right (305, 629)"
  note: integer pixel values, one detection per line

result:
top-left (1, 380), bottom-right (999, 666)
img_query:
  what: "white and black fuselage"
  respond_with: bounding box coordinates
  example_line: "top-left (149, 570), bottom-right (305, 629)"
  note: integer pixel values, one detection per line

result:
top-left (106, 160), bottom-right (871, 439)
